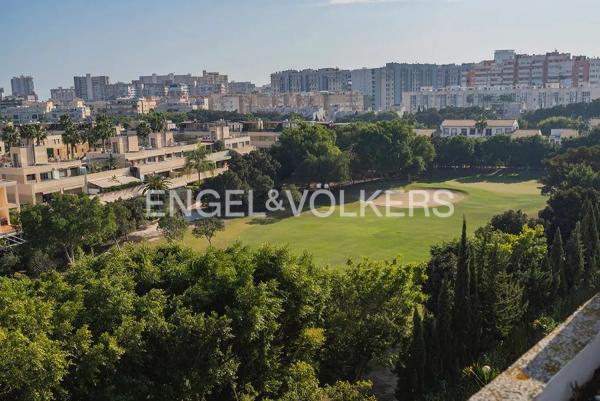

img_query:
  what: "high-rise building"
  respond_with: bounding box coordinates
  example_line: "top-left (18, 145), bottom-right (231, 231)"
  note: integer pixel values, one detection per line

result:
top-left (365, 63), bottom-right (473, 110)
top-left (105, 82), bottom-right (136, 100)
top-left (467, 51), bottom-right (596, 89)
top-left (11, 75), bottom-right (36, 98)
top-left (270, 68), bottom-right (351, 95)
top-left (0, 88), bottom-right (4, 100)
top-left (73, 74), bottom-right (111, 101)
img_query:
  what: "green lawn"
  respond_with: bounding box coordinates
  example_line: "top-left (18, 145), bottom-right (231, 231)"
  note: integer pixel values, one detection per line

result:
top-left (176, 170), bottom-right (548, 268)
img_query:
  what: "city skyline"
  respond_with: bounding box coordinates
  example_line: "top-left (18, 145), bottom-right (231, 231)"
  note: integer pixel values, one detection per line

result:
top-left (2, 0), bottom-right (600, 97)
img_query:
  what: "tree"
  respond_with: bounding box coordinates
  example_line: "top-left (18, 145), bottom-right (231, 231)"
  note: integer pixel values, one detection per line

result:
top-left (565, 222), bottom-right (585, 291)
top-left (158, 213), bottom-right (187, 242)
top-left (436, 278), bottom-right (453, 373)
top-left (271, 122), bottom-right (350, 184)
top-left (1, 124), bottom-right (20, 152)
top-left (475, 116), bottom-right (488, 135)
top-left (142, 174), bottom-right (172, 194)
top-left (490, 209), bottom-right (533, 235)
top-left (20, 123), bottom-right (47, 146)
top-left (321, 259), bottom-right (426, 382)
top-left (135, 121), bottom-right (152, 146)
top-left (550, 228), bottom-right (567, 297)
top-left (184, 144), bottom-right (215, 186)
top-left (396, 309), bottom-right (426, 401)
top-left (212, 140), bottom-right (225, 152)
top-left (147, 112), bottom-right (167, 133)
top-left (192, 217), bottom-right (225, 246)
top-left (19, 194), bottom-right (116, 263)
top-left (60, 115), bottom-right (81, 159)
top-left (580, 199), bottom-right (600, 287)
top-left (452, 218), bottom-right (471, 364)
top-left (93, 115), bottom-right (115, 152)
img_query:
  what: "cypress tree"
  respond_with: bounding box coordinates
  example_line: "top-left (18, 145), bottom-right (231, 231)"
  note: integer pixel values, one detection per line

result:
top-left (423, 314), bottom-right (440, 387)
top-left (469, 248), bottom-right (481, 356)
top-left (436, 278), bottom-right (453, 374)
top-left (396, 309), bottom-right (426, 401)
top-left (580, 200), bottom-right (600, 288)
top-left (452, 218), bottom-right (471, 364)
top-left (550, 227), bottom-right (567, 297)
top-left (565, 222), bottom-right (585, 292)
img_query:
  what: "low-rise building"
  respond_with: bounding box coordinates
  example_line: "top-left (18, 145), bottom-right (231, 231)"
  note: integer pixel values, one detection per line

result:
top-left (0, 180), bottom-right (20, 235)
top-left (511, 129), bottom-right (542, 139)
top-left (550, 128), bottom-right (580, 144)
top-left (0, 131), bottom-right (233, 206)
top-left (440, 119), bottom-right (519, 138)
top-left (248, 132), bottom-right (280, 149)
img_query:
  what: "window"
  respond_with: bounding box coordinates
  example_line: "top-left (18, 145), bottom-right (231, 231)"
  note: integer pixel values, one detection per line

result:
top-left (461, 128), bottom-right (468, 135)
top-left (26, 174), bottom-right (36, 182)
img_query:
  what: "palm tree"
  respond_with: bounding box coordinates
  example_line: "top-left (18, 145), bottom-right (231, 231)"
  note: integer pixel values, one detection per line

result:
top-left (60, 115), bottom-right (81, 159)
top-left (136, 121), bottom-right (152, 147)
top-left (142, 174), bottom-right (172, 194)
top-left (81, 124), bottom-right (99, 150)
top-left (147, 112), bottom-right (167, 133)
top-left (94, 115), bottom-right (115, 152)
top-left (184, 145), bottom-right (215, 186)
top-left (475, 116), bottom-right (488, 136)
top-left (1, 124), bottom-right (21, 152)
top-left (20, 123), bottom-right (47, 146)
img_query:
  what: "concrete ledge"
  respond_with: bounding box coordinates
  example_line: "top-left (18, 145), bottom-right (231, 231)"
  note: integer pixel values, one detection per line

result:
top-left (470, 294), bottom-right (600, 401)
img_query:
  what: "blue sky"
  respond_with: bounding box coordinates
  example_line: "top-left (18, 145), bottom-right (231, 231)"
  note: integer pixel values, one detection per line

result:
top-left (1, 0), bottom-right (599, 98)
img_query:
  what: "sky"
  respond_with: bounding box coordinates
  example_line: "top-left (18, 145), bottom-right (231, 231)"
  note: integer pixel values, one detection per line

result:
top-left (1, 0), bottom-right (600, 99)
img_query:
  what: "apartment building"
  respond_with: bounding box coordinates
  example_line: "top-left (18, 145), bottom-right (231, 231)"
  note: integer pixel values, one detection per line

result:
top-left (1, 100), bottom-right (91, 123)
top-left (133, 71), bottom-right (228, 98)
top-left (105, 82), bottom-right (136, 100)
top-left (355, 63), bottom-right (473, 111)
top-left (440, 119), bottom-right (519, 138)
top-left (401, 85), bottom-right (600, 115)
top-left (74, 74), bottom-right (111, 101)
top-left (11, 75), bottom-right (36, 99)
top-left (50, 87), bottom-right (76, 103)
top-left (228, 81), bottom-right (256, 94)
top-left (0, 130), bottom-right (234, 205)
top-left (270, 68), bottom-right (351, 95)
top-left (96, 98), bottom-right (158, 118)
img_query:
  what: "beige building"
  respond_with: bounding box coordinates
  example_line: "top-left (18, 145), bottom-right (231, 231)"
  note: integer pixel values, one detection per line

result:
top-left (98, 98), bottom-right (157, 117)
top-left (0, 180), bottom-right (19, 235)
top-left (0, 130), bottom-right (233, 205)
top-left (248, 132), bottom-right (280, 149)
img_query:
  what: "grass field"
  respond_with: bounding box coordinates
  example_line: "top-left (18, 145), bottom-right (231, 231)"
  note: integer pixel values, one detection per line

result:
top-left (175, 170), bottom-right (548, 267)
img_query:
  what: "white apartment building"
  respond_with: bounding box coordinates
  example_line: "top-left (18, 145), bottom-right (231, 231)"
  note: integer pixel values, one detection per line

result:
top-left (440, 120), bottom-right (519, 138)
top-left (401, 85), bottom-right (600, 114)
top-left (1, 100), bottom-right (90, 123)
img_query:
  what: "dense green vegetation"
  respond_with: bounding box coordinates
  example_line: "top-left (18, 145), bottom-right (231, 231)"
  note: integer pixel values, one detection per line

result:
top-left (4, 108), bottom-right (600, 401)
top-left (0, 243), bottom-right (422, 401)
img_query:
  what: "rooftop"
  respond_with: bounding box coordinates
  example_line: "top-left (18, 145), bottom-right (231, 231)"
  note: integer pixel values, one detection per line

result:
top-left (441, 119), bottom-right (518, 128)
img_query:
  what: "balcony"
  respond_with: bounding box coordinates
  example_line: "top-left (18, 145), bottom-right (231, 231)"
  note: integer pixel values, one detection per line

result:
top-left (470, 294), bottom-right (600, 401)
